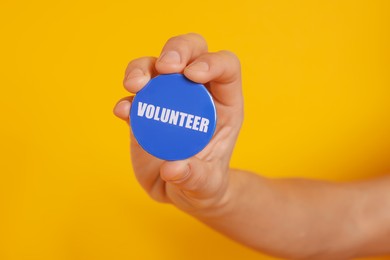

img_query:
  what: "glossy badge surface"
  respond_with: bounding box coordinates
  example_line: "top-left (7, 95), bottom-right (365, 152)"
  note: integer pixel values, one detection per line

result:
top-left (130, 73), bottom-right (217, 161)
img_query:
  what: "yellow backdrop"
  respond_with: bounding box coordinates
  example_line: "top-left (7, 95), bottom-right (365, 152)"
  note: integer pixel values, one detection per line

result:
top-left (1, 0), bottom-right (389, 259)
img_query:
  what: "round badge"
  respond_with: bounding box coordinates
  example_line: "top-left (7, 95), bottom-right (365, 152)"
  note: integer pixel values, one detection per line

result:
top-left (130, 73), bottom-right (217, 161)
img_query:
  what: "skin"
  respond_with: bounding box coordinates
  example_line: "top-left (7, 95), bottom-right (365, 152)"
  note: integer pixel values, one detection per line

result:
top-left (113, 33), bottom-right (390, 259)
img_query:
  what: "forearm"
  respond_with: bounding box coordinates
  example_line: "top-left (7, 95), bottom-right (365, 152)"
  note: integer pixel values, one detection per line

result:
top-left (193, 170), bottom-right (390, 259)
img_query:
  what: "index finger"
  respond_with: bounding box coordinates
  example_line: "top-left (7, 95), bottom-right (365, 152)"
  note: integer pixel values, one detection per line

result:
top-left (184, 50), bottom-right (243, 108)
top-left (155, 33), bottom-right (208, 74)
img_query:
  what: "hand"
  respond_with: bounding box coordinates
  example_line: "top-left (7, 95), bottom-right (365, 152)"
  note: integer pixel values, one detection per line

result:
top-left (113, 33), bottom-right (243, 215)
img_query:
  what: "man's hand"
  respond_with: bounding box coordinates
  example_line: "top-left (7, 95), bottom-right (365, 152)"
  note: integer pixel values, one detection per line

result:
top-left (113, 33), bottom-right (243, 215)
top-left (114, 34), bottom-right (390, 259)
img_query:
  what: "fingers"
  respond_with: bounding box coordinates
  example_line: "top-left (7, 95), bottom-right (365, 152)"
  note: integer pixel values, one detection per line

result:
top-left (118, 33), bottom-right (211, 120)
top-left (123, 35), bottom-right (241, 108)
top-left (123, 57), bottom-right (157, 93)
top-left (155, 33), bottom-right (208, 74)
top-left (184, 50), bottom-right (242, 107)
top-left (113, 96), bottom-right (134, 122)
top-left (123, 34), bottom-right (242, 108)
top-left (160, 157), bottom-right (224, 199)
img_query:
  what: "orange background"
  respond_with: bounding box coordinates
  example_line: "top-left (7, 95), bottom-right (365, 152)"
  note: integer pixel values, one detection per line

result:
top-left (1, 0), bottom-right (389, 259)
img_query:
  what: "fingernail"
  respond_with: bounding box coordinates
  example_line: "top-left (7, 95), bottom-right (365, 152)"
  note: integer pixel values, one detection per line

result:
top-left (186, 61), bottom-right (209, 72)
top-left (159, 51), bottom-right (181, 64)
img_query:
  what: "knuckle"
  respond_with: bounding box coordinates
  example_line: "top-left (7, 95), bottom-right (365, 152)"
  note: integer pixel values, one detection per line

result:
top-left (164, 33), bottom-right (208, 53)
top-left (186, 32), bottom-right (207, 46)
top-left (218, 50), bottom-right (241, 67)
top-left (186, 32), bottom-right (205, 40)
top-left (127, 56), bottom-right (155, 68)
top-left (127, 57), bottom-right (144, 67)
top-left (165, 35), bottom-right (191, 48)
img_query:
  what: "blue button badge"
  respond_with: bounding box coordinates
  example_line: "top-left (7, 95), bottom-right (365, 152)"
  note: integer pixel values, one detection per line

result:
top-left (130, 73), bottom-right (217, 161)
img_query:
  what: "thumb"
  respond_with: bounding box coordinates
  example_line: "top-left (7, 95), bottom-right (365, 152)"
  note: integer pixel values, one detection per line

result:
top-left (160, 157), bottom-right (216, 198)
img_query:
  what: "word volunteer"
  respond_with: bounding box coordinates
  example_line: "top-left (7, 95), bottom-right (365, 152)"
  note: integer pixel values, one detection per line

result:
top-left (136, 102), bottom-right (210, 133)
